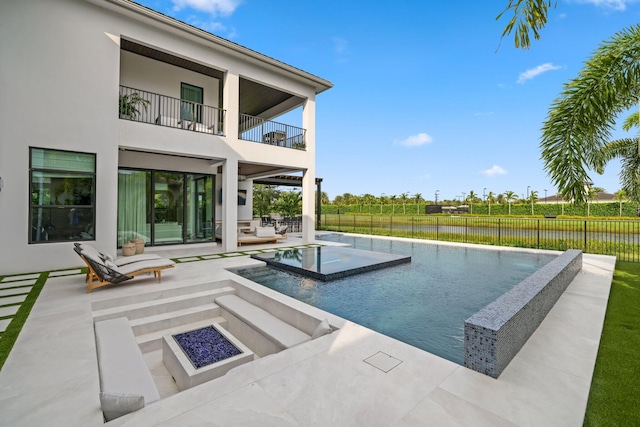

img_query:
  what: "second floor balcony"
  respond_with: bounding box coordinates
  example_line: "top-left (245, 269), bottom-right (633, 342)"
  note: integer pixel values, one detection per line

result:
top-left (119, 85), bottom-right (226, 136)
top-left (120, 86), bottom-right (307, 150)
top-left (239, 114), bottom-right (306, 150)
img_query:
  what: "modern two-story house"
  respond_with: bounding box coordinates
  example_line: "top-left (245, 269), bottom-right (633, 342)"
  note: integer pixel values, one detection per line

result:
top-left (0, 0), bottom-right (332, 275)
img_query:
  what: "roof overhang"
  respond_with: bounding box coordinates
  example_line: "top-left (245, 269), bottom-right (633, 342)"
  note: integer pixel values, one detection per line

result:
top-left (101, 0), bottom-right (333, 94)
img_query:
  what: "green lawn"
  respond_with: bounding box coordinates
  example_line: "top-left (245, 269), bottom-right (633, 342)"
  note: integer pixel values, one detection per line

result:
top-left (584, 261), bottom-right (640, 426)
top-left (0, 272), bottom-right (48, 371)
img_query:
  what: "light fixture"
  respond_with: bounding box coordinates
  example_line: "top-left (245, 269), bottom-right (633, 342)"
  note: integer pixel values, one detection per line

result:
top-left (0, 176), bottom-right (4, 192)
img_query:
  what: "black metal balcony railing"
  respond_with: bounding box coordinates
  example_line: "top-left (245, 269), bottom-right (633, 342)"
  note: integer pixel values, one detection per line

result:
top-left (119, 86), bottom-right (225, 135)
top-left (239, 114), bottom-right (306, 150)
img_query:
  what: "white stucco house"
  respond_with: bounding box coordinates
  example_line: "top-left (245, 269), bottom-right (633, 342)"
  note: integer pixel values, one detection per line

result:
top-left (0, 0), bottom-right (332, 275)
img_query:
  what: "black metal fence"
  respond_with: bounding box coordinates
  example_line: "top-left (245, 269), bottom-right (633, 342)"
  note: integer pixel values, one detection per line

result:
top-left (320, 214), bottom-right (640, 262)
top-left (261, 216), bottom-right (303, 233)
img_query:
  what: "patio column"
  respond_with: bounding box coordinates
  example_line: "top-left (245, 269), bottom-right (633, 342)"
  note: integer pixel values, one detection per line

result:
top-left (301, 96), bottom-right (316, 243)
top-left (221, 158), bottom-right (238, 251)
top-left (222, 71), bottom-right (239, 141)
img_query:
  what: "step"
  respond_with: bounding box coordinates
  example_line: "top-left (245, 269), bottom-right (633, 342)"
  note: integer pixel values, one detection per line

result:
top-left (91, 281), bottom-right (232, 311)
top-left (129, 303), bottom-right (222, 336)
top-left (92, 287), bottom-right (236, 323)
top-left (137, 316), bottom-right (228, 353)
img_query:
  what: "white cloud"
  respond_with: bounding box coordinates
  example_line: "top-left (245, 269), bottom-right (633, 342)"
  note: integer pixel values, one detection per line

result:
top-left (517, 63), bottom-right (562, 84)
top-left (395, 133), bottom-right (433, 147)
top-left (575, 0), bottom-right (636, 11)
top-left (332, 37), bottom-right (349, 54)
top-left (481, 165), bottom-right (507, 177)
top-left (171, 0), bottom-right (241, 16)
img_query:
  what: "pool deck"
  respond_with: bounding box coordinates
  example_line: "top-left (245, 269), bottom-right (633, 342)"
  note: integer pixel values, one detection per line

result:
top-left (0, 237), bottom-right (616, 426)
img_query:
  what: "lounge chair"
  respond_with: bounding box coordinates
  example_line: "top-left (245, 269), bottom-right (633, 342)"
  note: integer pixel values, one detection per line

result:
top-left (76, 246), bottom-right (174, 293)
top-left (74, 243), bottom-right (161, 267)
top-left (74, 243), bottom-right (162, 283)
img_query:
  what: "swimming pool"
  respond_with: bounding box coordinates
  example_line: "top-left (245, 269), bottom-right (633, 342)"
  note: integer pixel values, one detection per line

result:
top-left (235, 234), bottom-right (557, 364)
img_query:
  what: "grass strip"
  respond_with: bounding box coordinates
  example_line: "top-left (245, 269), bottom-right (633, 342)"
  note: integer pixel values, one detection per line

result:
top-left (0, 272), bottom-right (49, 371)
top-left (584, 261), bottom-right (640, 426)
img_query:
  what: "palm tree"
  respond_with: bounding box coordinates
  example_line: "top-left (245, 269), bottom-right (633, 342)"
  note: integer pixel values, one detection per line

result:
top-left (390, 195), bottom-right (397, 215)
top-left (496, 0), bottom-right (557, 50)
top-left (400, 192), bottom-right (409, 214)
top-left (529, 190), bottom-right (538, 215)
top-left (362, 193), bottom-right (375, 214)
top-left (253, 185), bottom-right (280, 219)
top-left (379, 194), bottom-right (388, 214)
top-left (467, 190), bottom-right (478, 214)
top-left (342, 193), bottom-right (356, 206)
top-left (414, 193), bottom-right (423, 214)
top-left (487, 191), bottom-right (495, 215)
top-left (320, 191), bottom-right (330, 205)
top-left (277, 191), bottom-right (301, 217)
top-left (540, 25), bottom-right (640, 205)
top-left (504, 190), bottom-right (517, 215)
top-left (614, 189), bottom-right (627, 217)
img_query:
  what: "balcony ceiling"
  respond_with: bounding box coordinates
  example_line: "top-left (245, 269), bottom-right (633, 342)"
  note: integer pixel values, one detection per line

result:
top-left (121, 39), bottom-right (224, 80)
top-left (240, 78), bottom-right (304, 119)
top-left (122, 39), bottom-right (304, 121)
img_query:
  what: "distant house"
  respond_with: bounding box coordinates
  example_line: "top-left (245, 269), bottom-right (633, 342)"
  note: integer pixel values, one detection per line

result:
top-left (0, 0), bottom-right (332, 274)
top-left (538, 193), bottom-right (617, 204)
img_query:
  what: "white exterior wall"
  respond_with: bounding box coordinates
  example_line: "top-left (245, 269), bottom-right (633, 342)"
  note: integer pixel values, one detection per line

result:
top-left (0, 0), bottom-right (326, 275)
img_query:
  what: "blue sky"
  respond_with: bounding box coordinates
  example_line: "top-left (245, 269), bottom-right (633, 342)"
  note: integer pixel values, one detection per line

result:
top-left (135, 0), bottom-right (640, 201)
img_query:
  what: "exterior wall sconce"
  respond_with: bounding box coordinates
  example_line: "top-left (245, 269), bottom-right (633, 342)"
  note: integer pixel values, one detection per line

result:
top-left (0, 177), bottom-right (3, 192)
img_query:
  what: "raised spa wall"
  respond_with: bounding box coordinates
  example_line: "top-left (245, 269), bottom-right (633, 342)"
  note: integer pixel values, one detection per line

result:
top-left (464, 249), bottom-right (583, 378)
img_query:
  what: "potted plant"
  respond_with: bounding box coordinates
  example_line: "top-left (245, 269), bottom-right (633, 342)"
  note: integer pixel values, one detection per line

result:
top-left (119, 92), bottom-right (150, 119)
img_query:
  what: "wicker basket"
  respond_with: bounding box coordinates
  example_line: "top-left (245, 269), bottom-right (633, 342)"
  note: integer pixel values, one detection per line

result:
top-left (131, 238), bottom-right (145, 254)
top-left (122, 242), bottom-right (136, 256)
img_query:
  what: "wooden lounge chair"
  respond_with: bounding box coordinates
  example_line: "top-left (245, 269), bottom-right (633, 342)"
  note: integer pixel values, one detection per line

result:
top-left (73, 243), bottom-right (162, 283)
top-left (77, 247), bottom-right (175, 293)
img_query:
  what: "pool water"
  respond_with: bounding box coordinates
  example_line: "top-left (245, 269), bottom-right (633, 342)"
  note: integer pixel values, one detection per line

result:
top-left (236, 235), bottom-right (556, 364)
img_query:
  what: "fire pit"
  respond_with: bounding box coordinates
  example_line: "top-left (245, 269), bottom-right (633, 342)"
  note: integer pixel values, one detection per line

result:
top-left (163, 323), bottom-right (253, 391)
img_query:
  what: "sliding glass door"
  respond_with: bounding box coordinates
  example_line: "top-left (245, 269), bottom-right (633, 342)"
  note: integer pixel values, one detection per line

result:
top-left (186, 174), bottom-right (213, 243)
top-left (118, 169), bottom-right (214, 247)
top-left (154, 172), bottom-right (184, 244)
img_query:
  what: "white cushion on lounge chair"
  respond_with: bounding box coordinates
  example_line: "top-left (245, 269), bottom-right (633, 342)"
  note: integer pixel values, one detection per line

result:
top-left (77, 243), bottom-right (161, 266)
top-left (113, 253), bottom-right (162, 267)
top-left (117, 258), bottom-right (175, 275)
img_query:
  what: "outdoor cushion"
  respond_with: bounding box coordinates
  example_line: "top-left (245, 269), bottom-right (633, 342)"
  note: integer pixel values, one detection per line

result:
top-left (95, 318), bottom-right (160, 406)
top-left (116, 258), bottom-right (175, 275)
top-left (255, 226), bottom-right (276, 238)
top-left (311, 318), bottom-right (332, 339)
top-left (99, 392), bottom-right (144, 422)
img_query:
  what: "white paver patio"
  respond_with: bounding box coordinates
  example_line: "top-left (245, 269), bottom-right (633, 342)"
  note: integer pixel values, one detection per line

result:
top-left (0, 239), bottom-right (615, 426)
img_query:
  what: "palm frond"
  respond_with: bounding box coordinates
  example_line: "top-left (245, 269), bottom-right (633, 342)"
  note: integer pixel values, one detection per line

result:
top-left (540, 24), bottom-right (640, 204)
top-left (496, 0), bottom-right (556, 50)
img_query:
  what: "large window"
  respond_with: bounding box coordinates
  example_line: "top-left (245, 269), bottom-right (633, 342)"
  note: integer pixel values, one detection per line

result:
top-left (30, 148), bottom-right (96, 243)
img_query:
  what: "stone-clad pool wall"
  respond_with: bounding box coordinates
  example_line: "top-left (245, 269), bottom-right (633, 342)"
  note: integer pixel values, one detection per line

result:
top-left (464, 249), bottom-right (583, 378)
